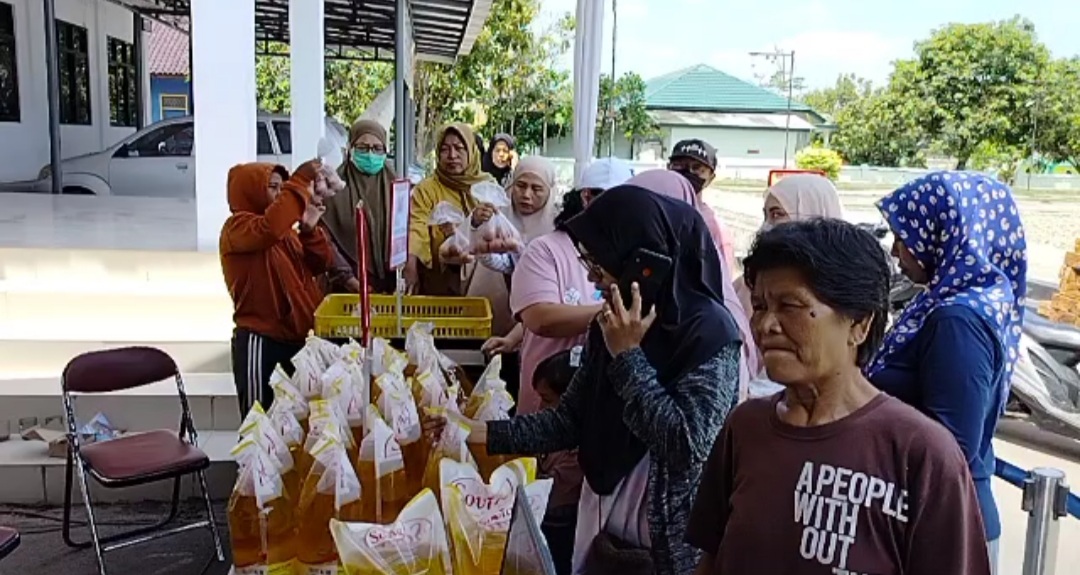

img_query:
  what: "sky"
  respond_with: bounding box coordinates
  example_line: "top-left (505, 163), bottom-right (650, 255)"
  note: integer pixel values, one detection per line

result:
top-left (536, 0), bottom-right (1079, 90)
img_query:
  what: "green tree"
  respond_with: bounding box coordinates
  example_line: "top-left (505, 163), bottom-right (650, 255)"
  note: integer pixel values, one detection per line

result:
top-left (255, 44), bottom-right (394, 125)
top-left (801, 73), bottom-right (873, 118)
top-left (795, 146), bottom-right (843, 180)
top-left (831, 62), bottom-right (928, 167)
top-left (1035, 57), bottom-right (1080, 169)
top-left (908, 17), bottom-right (1051, 169)
top-left (595, 72), bottom-right (657, 156)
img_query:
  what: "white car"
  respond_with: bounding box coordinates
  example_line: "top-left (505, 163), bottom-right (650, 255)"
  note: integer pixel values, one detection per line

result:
top-left (4, 114), bottom-right (421, 197)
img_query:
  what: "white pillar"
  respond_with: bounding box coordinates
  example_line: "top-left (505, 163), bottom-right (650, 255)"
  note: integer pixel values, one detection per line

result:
top-left (289, 0), bottom-right (325, 165)
top-left (572, 0), bottom-right (605, 183)
top-left (191, 0), bottom-right (257, 251)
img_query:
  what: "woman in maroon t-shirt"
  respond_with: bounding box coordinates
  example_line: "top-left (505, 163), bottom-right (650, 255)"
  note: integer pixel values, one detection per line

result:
top-left (688, 219), bottom-right (991, 575)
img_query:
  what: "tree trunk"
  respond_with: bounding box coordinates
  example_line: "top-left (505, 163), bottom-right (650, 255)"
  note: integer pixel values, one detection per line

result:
top-left (542, 110), bottom-right (548, 155)
top-left (955, 156), bottom-right (968, 170)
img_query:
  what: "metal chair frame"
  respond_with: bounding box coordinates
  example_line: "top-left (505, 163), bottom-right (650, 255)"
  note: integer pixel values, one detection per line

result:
top-left (60, 350), bottom-right (224, 575)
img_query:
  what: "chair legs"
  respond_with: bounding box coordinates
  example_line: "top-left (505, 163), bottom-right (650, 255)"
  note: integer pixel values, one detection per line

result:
top-left (62, 450), bottom-right (223, 574)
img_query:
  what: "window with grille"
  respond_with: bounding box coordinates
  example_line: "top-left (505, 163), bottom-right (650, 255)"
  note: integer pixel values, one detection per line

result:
top-left (56, 20), bottom-right (90, 125)
top-left (160, 93), bottom-right (188, 119)
top-left (107, 36), bottom-right (136, 127)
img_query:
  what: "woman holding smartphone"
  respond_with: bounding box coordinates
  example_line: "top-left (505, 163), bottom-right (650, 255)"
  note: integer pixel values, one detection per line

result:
top-left (425, 185), bottom-right (742, 575)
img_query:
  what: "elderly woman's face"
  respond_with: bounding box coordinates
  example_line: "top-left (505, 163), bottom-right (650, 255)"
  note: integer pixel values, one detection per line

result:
top-left (352, 132), bottom-right (386, 154)
top-left (511, 172), bottom-right (550, 216)
top-left (438, 133), bottom-right (468, 175)
top-left (750, 267), bottom-right (870, 386)
top-left (492, 141), bottom-right (511, 167)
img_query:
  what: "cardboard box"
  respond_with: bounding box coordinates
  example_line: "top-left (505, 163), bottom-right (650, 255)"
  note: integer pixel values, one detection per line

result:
top-left (21, 427), bottom-right (69, 458)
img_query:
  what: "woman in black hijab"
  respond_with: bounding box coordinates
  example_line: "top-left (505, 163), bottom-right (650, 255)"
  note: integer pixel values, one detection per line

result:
top-left (427, 185), bottom-right (742, 575)
top-left (481, 133), bottom-right (516, 186)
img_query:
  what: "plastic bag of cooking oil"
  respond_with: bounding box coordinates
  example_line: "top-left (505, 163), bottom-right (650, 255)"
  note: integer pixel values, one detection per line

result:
top-left (323, 362), bottom-right (369, 451)
top-left (240, 404), bottom-right (301, 503)
top-left (440, 458), bottom-right (552, 575)
top-left (462, 356), bottom-right (515, 479)
top-left (340, 338), bottom-right (364, 363)
top-left (405, 323), bottom-right (439, 370)
top-left (422, 408), bottom-right (476, 495)
top-left (463, 355), bottom-right (506, 418)
top-left (413, 369), bottom-right (458, 413)
top-left (267, 400), bottom-right (307, 493)
top-left (331, 489), bottom-right (452, 575)
top-left (358, 405), bottom-right (410, 523)
top-left (297, 428), bottom-right (364, 573)
top-left (229, 436), bottom-right (298, 574)
top-left (377, 373), bottom-right (425, 499)
top-left (305, 399), bottom-right (357, 482)
top-left (270, 365), bottom-right (311, 427)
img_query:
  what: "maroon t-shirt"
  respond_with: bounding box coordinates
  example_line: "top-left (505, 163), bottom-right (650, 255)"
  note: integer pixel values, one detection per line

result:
top-left (687, 393), bottom-right (991, 575)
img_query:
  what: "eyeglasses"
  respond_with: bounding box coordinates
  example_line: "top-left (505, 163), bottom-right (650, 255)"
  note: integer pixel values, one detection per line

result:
top-left (352, 144), bottom-right (386, 154)
top-left (578, 254), bottom-right (604, 278)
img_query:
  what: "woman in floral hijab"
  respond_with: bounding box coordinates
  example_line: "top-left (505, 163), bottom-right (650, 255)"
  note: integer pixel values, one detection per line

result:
top-left (867, 171), bottom-right (1026, 573)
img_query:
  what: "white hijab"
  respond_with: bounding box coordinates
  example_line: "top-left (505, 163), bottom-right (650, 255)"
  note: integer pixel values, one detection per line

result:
top-left (506, 155), bottom-right (559, 242)
top-left (764, 174), bottom-right (844, 222)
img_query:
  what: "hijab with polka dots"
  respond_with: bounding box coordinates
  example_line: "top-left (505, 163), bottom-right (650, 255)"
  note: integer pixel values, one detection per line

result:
top-left (866, 171), bottom-right (1027, 409)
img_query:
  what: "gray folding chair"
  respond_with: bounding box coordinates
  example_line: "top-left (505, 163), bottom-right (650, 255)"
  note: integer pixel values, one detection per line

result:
top-left (60, 346), bottom-right (224, 575)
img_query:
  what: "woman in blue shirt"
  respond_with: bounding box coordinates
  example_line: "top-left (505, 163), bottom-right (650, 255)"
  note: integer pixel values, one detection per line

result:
top-left (867, 171), bottom-right (1027, 574)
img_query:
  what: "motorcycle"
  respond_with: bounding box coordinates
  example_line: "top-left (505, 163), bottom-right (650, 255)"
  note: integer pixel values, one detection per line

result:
top-left (862, 222), bottom-right (1080, 440)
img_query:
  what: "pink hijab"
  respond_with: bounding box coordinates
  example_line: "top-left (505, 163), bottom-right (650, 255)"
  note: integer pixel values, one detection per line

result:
top-left (625, 170), bottom-right (759, 396)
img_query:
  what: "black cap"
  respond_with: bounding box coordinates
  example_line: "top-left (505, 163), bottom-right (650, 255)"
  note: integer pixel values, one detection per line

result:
top-left (671, 139), bottom-right (717, 171)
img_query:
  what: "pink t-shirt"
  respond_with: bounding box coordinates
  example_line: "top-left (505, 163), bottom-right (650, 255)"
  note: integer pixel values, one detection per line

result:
top-left (509, 231), bottom-right (601, 415)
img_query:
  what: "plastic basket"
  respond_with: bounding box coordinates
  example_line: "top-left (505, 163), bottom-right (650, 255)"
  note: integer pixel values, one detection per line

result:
top-left (314, 294), bottom-right (492, 340)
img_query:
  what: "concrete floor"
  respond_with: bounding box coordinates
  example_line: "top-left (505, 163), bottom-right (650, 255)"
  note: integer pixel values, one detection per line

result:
top-left (0, 501), bottom-right (232, 575)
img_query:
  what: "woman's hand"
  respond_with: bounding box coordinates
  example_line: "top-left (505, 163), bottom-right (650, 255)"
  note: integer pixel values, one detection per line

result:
top-left (471, 203), bottom-right (496, 228)
top-left (299, 202), bottom-right (326, 233)
top-left (404, 255), bottom-right (420, 294)
top-left (599, 283), bottom-right (657, 357)
top-left (421, 410), bottom-right (487, 445)
top-left (481, 334), bottom-right (521, 356)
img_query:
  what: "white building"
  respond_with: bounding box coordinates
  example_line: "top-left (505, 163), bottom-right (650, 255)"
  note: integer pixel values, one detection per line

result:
top-left (0, 0), bottom-right (492, 249)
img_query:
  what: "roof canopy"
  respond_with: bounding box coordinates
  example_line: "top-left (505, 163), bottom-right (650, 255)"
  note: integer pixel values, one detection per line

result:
top-left (645, 64), bottom-right (824, 122)
top-left (118, 0), bottom-right (491, 62)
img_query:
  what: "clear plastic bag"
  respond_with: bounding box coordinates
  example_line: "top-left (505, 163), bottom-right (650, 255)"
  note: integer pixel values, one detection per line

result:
top-left (269, 364), bottom-right (311, 428)
top-left (422, 408), bottom-right (476, 495)
top-left (377, 373), bottom-right (425, 499)
top-left (470, 182), bottom-right (522, 255)
top-left (330, 489), bottom-right (452, 575)
top-left (463, 356), bottom-right (515, 479)
top-left (440, 458), bottom-right (552, 575)
top-left (297, 428), bottom-right (364, 571)
top-left (430, 202), bottom-right (473, 263)
top-left (229, 435), bottom-right (298, 574)
top-left (358, 405), bottom-right (410, 523)
top-left (239, 404), bottom-right (301, 503)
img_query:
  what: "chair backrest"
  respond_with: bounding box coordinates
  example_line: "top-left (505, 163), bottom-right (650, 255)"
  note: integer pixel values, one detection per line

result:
top-left (62, 347), bottom-right (179, 394)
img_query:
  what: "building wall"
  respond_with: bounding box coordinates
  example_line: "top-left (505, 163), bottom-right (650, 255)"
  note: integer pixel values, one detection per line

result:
top-left (0, 0), bottom-right (146, 182)
top-left (539, 125), bottom-right (811, 166)
top-left (666, 126), bottom-right (811, 165)
top-left (150, 74), bottom-right (190, 122)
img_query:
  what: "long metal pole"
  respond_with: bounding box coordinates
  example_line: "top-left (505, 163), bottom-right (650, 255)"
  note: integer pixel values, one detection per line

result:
top-left (1021, 467), bottom-right (1068, 575)
top-left (43, 0), bottom-right (62, 194)
top-left (394, 0), bottom-right (407, 327)
top-left (608, 0), bottom-right (617, 157)
top-left (783, 51), bottom-right (795, 169)
top-left (132, 13), bottom-right (145, 129)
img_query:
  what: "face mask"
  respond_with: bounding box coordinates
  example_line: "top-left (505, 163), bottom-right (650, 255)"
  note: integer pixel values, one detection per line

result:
top-left (351, 150), bottom-right (386, 175)
top-left (673, 168), bottom-right (705, 194)
top-left (759, 221), bottom-right (774, 233)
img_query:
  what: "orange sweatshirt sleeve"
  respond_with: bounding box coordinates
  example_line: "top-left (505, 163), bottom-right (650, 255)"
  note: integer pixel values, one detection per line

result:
top-left (220, 179), bottom-right (312, 254)
top-left (299, 226), bottom-right (333, 275)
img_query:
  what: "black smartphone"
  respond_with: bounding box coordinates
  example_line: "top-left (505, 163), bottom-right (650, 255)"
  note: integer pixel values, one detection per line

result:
top-left (617, 248), bottom-right (673, 310)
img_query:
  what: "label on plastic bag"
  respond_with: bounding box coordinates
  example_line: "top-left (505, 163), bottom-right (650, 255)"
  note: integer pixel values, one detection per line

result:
top-left (364, 517), bottom-right (436, 550)
top-left (301, 563), bottom-right (342, 575)
top-left (234, 560), bottom-right (296, 575)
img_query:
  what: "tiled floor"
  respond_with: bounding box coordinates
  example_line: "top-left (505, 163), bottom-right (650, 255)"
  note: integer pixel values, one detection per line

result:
top-left (0, 194), bottom-right (198, 251)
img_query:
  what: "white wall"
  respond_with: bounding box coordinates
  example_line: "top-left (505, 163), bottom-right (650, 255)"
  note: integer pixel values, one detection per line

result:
top-left (667, 126), bottom-right (811, 164)
top-left (0, 0), bottom-right (141, 182)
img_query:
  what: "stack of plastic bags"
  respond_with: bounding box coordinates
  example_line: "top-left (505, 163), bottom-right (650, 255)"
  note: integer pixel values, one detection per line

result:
top-left (229, 324), bottom-right (532, 575)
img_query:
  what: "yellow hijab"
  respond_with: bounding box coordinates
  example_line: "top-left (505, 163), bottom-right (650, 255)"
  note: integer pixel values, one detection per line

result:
top-left (434, 123), bottom-right (493, 192)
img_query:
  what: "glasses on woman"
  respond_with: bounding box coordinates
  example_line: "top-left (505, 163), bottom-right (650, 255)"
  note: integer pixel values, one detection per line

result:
top-left (352, 144), bottom-right (386, 154)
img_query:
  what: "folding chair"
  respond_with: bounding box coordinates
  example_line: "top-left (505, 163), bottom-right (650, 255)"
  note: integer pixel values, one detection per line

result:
top-left (0, 527), bottom-right (19, 561)
top-left (60, 346), bottom-right (224, 575)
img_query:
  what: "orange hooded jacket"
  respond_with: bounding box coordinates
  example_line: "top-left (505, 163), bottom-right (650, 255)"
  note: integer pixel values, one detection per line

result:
top-left (219, 163), bottom-right (333, 344)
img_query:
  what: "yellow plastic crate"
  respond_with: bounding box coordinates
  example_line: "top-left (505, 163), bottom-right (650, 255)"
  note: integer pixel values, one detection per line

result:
top-left (314, 294), bottom-right (492, 340)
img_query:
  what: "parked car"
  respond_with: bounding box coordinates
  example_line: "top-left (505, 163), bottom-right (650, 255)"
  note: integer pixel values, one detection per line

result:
top-left (1, 114), bottom-right (422, 197)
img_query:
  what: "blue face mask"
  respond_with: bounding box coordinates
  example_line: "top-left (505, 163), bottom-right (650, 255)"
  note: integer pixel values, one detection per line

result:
top-left (351, 150), bottom-right (387, 175)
